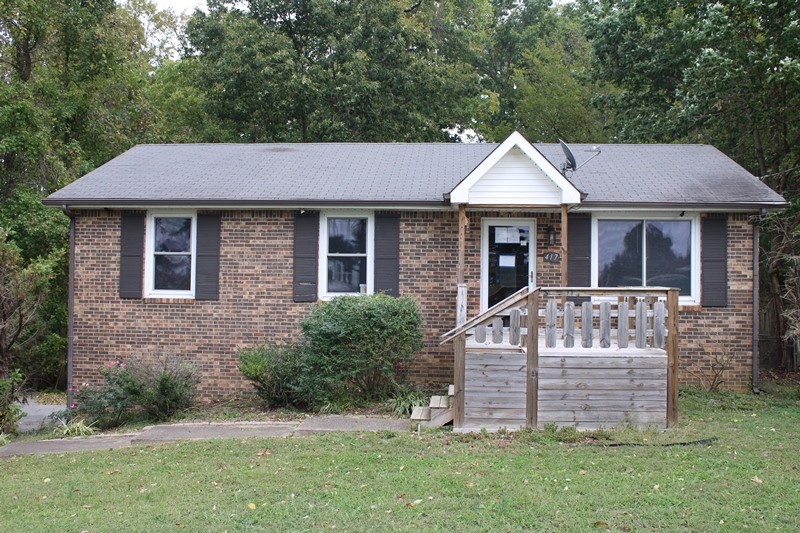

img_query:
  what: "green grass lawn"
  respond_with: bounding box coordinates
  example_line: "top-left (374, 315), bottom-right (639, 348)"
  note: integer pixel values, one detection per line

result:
top-left (2, 386), bottom-right (798, 532)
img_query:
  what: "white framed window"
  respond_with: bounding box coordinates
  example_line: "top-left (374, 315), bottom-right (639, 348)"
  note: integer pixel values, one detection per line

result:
top-left (144, 212), bottom-right (197, 298)
top-left (591, 213), bottom-right (700, 303)
top-left (318, 212), bottom-right (374, 298)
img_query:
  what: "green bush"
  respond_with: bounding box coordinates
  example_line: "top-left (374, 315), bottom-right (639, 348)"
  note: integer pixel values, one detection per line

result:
top-left (71, 357), bottom-right (198, 428)
top-left (238, 294), bottom-right (424, 411)
top-left (237, 343), bottom-right (300, 407)
top-left (122, 357), bottom-right (199, 421)
top-left (70, 361), bottom-right (134, 429)
top-left (0, 370), bottom-right (25, 434)
top-left (297, 294), bottom-right (423, 408)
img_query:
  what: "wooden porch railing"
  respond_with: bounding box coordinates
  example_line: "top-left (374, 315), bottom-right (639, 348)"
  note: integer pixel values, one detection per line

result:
top-left (441, 287), bottom-right (679, 431)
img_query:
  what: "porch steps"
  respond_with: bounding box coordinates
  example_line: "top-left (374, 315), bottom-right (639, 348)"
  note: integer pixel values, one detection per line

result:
top-left (410, 386), bottom-right (454, 428)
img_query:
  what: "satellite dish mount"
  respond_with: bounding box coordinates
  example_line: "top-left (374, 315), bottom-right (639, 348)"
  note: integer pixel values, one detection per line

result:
top-left (559, 139), bottom-right (601, 175)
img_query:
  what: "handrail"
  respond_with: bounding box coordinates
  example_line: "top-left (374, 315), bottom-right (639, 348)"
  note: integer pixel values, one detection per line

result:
top-left (440, 286), bottom-right (676, 345)
top-left (440, 286), bottom-right (533, 344)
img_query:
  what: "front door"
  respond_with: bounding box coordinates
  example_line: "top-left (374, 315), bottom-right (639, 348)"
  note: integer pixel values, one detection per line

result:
top-left (481, 219), bottom-right (535, 310)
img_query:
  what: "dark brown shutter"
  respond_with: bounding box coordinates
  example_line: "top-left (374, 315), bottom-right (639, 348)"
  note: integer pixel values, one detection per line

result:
top-left (119, 213), bottom-right (144, 298)
top-left (195, 214), bottom-right (221, 300)
top-left (567, 213), bottom-right (591, 287)
top-left (701, 216), bottom-right (728, 307)
top-left (293, 212), bottom-right (319, 302)
top-left (374, 214), bottom-right (400, 296)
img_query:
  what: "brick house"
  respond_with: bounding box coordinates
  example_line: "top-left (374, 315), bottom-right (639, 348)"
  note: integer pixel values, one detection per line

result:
top-left (44, 132), bottom-right (786, 399)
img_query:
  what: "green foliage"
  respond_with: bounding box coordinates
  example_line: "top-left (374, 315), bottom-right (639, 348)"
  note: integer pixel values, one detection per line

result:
top-left (183, 0), bottom-right (479, 142)
top-left (51, 417), bottom-right (96, 437)
top-left (71, 362), bottom-right (134, 429)
top-left (0, 189), bottom-right (69, 387)
top-left (387, 387), bottom-right (429, 417)
top-left (238, 294), bottom-right (423, 411)
top-left (0, 369), bottom-right (24, 434)
top-left (296, 294), bottom-right (423, 409)
top-left (121, 357), bottom-right (199, 421)
top-left (71, 358), bottom-right (198, 428)
top-left (237, 343), bottom-right (301, 407)
top-left (0, 230), bottom-right (56, 380)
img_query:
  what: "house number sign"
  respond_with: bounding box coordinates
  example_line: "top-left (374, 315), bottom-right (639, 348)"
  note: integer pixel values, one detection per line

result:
top-left (543, 252), bottom-right (561, 264)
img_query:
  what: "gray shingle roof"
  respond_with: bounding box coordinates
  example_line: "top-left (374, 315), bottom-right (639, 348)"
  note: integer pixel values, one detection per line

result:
top-left (44, 141), bottom-right (786, 208)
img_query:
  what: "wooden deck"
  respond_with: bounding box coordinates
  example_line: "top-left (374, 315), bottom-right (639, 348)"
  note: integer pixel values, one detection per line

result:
top-left (442, 287), bottom-right (678, 433)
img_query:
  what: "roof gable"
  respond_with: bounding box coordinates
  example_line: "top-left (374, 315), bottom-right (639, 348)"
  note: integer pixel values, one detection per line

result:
top-left (449, 131), bottom-right (582, 205)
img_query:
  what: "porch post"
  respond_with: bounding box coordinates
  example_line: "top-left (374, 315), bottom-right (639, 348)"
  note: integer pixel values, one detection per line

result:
top-left (560, 205), bottom-right (568, 287)
top-left (453, 332), bottom-right (465, 429)
top-left (526, 289), bottom-right (539, 428)
top-left (666, 288), bottom-right (679, 427)
top-left (456, 204), bottom-right (467, 325)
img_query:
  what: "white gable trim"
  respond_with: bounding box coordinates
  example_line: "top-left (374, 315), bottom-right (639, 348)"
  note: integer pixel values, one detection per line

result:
top-left (449, 131), bottom-right (582, 205)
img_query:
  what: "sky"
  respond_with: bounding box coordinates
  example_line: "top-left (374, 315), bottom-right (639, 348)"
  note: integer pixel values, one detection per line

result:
top-left (154, 0), bottom-right (207, 16)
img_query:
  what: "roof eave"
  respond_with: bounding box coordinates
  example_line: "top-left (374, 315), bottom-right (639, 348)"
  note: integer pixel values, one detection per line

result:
top-left (42, 198), bottom-right (451, 209)
top-left (576, 200), bottom-right (789, 211)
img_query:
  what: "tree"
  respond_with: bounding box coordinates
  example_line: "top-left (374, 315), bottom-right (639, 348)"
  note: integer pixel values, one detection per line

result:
top-left (0, 231), bottom-right (54, 380)
top-left (513, 5), bottom-right (609, 143)
top-left (183, 0), bottom-right (480, 142)
top-left (580, 0), bottom-right (800, 366)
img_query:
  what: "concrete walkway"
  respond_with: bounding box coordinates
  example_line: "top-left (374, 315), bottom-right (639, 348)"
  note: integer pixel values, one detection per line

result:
top-left (0, 416), bottom-right (411, 458)
top-left (16, 399), bottom-right (64, 433)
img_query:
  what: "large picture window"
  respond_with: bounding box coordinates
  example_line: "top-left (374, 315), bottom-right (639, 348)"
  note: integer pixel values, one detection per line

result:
top-left (145, 213), bottom-right (196, 297)
top-left (319, 213), bottom-right (374, 297)
top-left (596, 217), bottom-right (694, 297)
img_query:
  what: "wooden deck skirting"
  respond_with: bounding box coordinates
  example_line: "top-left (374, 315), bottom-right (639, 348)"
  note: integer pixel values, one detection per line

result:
top-left (441, 287), bottom-right (679, 432)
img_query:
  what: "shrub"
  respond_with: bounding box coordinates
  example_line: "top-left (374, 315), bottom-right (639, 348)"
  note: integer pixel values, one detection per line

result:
top-left (122, 357), bottom-right (199, 421)
top-left (238, 343), bottom-right (302, 407)
top-left (70, 361), bottom-right (133, 429)
top-left (238, 294), bottom-right (424, 411)
top-left (295, 294), bottom-right (424, 409)
top-left (0, 370), bottom-right (25, 434)
top-left (71, 357), bottom-right (198, 428)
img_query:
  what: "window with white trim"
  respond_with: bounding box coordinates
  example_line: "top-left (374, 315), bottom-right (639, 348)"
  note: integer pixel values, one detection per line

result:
top-left (319, 212), bottom-right (374, 297)
top-left (145, 212), bottom-right (197, 297)
top-left (593, 215), bottom-right (698, 301)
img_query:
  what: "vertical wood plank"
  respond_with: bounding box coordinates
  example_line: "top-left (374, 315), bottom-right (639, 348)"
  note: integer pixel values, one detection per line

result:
top-left (581, 301), bottom-right (593, 348)
top-left (545, 300), bottom-right (557, 348)
top-left (654, 301), bottom-right (666, 349)
top-left (474, 324), bottom-right (486, 343)
top-left (600, 301), bottom-right (611, 348)
top-left (492, 317), bottom-right (504, 344)
top-left (509, 309), bottom-right (521, 346)
top-left (457, 204), bottom-right (466, 285)
top-left (666, 289), bottom-right (679, 427)
top-left (563, 301), bottom-right (575, 348)
top-left (560, 205), bottom-right (568, 287)
top-left (456, 283), bottom-right (467, 326)
top-left (526, 290), bottom-right (539, 428)
top-left (453, 333), bottom-right (466, 429)
top-left (617, 301), bottom-right (629, 348)
top-left (635, 301), bottom-right (647, 348)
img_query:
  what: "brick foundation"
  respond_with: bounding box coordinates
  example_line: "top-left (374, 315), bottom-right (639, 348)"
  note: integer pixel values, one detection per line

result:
top-left (70, 210), bottom-right (757, 398)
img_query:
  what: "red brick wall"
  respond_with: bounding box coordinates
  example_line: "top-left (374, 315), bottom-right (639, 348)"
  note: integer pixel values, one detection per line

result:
top-left (72, 210), bottom-right (308, 398)
top-left (71, 210), bottom-right (756, 398)
top-left (680, 214), bottom-right (756, 391)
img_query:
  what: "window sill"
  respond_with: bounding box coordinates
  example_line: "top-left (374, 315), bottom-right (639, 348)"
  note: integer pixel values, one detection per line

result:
top-left (142, 297), bottom-right (197, 304)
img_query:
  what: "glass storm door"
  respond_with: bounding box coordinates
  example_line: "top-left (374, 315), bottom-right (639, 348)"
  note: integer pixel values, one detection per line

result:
top-left (481, 219), bottom-right (535, 310)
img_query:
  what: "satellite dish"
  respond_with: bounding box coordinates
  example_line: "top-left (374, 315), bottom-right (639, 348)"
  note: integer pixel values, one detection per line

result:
top-left (559, 139), bottom-right (577, 172)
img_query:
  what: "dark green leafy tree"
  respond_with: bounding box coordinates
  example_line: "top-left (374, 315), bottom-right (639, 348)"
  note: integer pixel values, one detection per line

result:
top-left (183, 0), bottom-right (480, 142)
top-left (580, 0), bottom-right (800, 366)
top-left (0, 0), bottom-right (176, 387)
